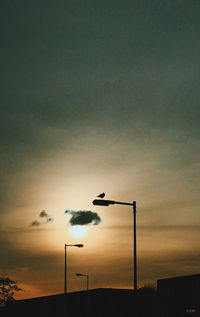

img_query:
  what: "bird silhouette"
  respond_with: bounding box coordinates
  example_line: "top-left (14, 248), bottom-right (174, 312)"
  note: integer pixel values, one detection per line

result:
top-left (97, 193), bottom-right (105, 198)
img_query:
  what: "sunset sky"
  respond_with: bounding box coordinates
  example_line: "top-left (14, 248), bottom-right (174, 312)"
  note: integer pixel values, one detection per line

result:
top-left (1, 0), bottom-right (200, 299)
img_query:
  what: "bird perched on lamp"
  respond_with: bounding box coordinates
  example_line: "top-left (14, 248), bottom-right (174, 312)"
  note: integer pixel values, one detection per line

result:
top-left (97, 193), bottom-right (105, 198)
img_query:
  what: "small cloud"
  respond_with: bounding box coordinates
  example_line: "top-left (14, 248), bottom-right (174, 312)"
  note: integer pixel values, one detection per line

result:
top-left (31, 220), bottom-right (40, 227)
top-left (31, 210), bottom-right (54, 227)
top-left (47, 217), bottom-right (53, 223)
top-left (65, 210), bottom-right (101, 226)
top-left (39, 210), bottom-right (53, 223)
top-left (39, 210), bottom-right (48, 218)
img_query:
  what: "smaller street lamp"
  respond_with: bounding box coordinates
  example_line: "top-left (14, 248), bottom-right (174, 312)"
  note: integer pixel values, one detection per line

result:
top-left (64, 244), bottom-right (84, 294)
top-left (76, 273), bottom-right (89, 290)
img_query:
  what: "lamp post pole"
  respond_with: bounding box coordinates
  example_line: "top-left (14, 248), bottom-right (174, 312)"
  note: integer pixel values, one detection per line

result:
top-left (87, 274), bottom-right (89, 291)
top-left (133, 201), bottom-right (137, 290)
top-left (93, 198), bottom-right (137, 290)
top-left (64, 244), bottom-right (84, 294)
top-left (64, 244), bottom-right (67, 294)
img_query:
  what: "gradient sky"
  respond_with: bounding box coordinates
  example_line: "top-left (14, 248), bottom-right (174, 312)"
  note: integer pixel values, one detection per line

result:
top-left (1, 0), bottom-right (200, 299)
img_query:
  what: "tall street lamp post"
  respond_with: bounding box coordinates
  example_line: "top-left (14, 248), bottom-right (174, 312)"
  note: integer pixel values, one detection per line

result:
top-left (76, 273), bottom-right (89, 290)
top-left (93, 198), bottom-right (137, 290)
top-left (64, 244), bottom-right (84, 294)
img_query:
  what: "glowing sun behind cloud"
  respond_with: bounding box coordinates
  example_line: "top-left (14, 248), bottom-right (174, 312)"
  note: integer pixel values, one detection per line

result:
top-left (68, 225), bottom-right (88, 238)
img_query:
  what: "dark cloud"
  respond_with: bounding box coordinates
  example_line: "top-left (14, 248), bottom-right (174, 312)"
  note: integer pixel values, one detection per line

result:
top-left (31, 210), bottom-right (53, 227)
top-left (65, 210), bottom-right (101, 226)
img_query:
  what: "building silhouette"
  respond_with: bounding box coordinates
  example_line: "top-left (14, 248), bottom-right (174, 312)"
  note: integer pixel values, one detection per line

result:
top-left (3, 274), bottom-right (200, 317)
top-left (4, 287), bottom-right (160, 317)
top-left (157, 274), bottom-right (200, 317)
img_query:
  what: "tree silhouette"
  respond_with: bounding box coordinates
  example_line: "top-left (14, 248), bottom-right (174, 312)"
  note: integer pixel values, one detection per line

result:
top-left (0, 274), bottom-right (22, 307)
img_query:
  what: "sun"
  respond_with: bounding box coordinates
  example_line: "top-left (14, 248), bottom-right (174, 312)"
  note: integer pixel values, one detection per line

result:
top-left (68, 225), bottom-right (88, 238)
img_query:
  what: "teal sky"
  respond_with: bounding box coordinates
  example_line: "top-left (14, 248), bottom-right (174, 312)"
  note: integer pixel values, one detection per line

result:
top-left (1, 0), bottom-right (200, 299)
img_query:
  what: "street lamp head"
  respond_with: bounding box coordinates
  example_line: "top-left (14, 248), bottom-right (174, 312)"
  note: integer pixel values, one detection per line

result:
top-left (76, 273), bottom-right (89, 290)
top-left (92, 199), bottom-right (115, 206)
top-left (76, 273), bottom-right (88, 277)
top-left (74, 244), bottom-right (84, 248)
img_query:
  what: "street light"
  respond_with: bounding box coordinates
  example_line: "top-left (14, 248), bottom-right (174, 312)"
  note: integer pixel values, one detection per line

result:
top-left (76, 273), bottom-right (89, 290)
top-left (93, 198), bottom-right (137, 290)
top-left (64, 244), bottom-right (84, 294)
